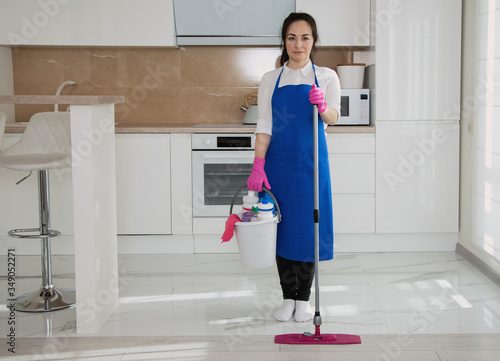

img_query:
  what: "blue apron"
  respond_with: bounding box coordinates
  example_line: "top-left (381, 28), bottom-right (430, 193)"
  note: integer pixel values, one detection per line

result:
top-left (265, 64), bottom-right (334, 262)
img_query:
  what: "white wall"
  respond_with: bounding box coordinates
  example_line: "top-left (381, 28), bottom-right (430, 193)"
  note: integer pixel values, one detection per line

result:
top-left (458, 0), bottom-right (500, 274)
top-left (0, 45), bottom-right (14, 122)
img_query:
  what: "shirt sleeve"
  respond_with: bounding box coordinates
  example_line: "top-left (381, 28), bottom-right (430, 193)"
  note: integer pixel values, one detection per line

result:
top-left (321, 68), bottom-right (341, 116)
top-left (255, 72), bottom-right (273, 135)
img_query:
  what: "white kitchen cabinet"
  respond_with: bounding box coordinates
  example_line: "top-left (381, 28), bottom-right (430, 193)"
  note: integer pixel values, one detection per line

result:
top-left (373, 0), bottom-right (461, 235)
top-left (332, 195), bottom-right (375, 234)
top-left (170, 133), bottom-right (193, 235)
top-left (296, 0), bottom-right (370, 46)
top-left (331, 154), bottom-right (375, 194)
top-left (375, 0), bottom-right (462, 121)
top-left (376, 120), bottom-right (459, 233)
top-left (115, 134), bottom-right (171, 234)
top-left (327, 133), bottom-right (375, 233)
top-left (174, 0), bottom-right (295, 46)
top-left (0, 0), bottom-right (175, 46)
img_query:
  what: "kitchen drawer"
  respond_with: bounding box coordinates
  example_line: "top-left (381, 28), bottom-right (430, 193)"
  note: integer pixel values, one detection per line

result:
top-left (329, 154), bottom-right (375, 194)
top-left (333, 195), bottom-right (375, 234)
top-left (326, 133), bottom-right (375, 154)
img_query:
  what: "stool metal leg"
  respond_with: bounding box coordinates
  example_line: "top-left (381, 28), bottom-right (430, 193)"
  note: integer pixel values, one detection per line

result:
top-left (14, 170), bottom-right (76, 313)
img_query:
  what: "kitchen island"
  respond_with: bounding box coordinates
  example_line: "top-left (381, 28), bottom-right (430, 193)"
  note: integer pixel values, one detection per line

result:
top-left (0, 95), bottom-right (124, 334)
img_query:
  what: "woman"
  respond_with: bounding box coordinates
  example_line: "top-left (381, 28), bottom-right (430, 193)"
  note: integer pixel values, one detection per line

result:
top-left (247, 12), bottom-right (340, 322)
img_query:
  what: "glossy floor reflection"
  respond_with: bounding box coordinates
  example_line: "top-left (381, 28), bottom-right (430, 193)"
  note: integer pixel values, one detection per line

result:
top-left (1, 252), bottom-right (499, 338)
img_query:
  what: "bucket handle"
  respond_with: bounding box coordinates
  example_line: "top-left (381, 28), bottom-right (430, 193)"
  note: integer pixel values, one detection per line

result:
top-left (229, 185), bottom-right (281, 223)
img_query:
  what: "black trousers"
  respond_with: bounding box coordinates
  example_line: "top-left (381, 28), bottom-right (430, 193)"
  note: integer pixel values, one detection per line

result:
top-left (276, 254), bottom-right (315, 301)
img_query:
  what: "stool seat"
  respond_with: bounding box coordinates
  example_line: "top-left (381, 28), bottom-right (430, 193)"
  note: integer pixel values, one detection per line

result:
top-left (0, 152), bottom-right (70, 170)
top-left (0, 111), bottom-right (75, 312)
top-left (0, 112), bottom-right (71, 170)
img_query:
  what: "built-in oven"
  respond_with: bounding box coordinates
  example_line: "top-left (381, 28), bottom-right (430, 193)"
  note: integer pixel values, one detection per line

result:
top-left (192, 134), bottom-right (255, 217)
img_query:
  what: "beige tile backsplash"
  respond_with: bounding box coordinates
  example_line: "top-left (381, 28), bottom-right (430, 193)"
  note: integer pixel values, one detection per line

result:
top-left (11, 46), bottom-right (352, 124)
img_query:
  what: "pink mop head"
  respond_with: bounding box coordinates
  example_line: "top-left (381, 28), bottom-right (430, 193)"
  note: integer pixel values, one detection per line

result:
top-left (275, 326), bottom-right (361, 345)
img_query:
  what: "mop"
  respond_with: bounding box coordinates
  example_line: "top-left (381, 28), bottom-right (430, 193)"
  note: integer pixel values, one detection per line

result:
top-left (274, 104), bottom-right (362, 345)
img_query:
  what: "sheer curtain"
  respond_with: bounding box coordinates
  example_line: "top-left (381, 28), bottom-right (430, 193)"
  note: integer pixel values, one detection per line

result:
top-left (472, 0), bottom-right (500, 261)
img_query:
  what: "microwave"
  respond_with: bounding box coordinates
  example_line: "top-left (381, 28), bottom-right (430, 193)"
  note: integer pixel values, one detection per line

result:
top-left (338, 89), bottom-right (370, 125)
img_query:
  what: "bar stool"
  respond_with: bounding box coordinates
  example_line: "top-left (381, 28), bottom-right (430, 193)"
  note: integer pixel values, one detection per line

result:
top-left (0, 111), bottom-right (76, 312)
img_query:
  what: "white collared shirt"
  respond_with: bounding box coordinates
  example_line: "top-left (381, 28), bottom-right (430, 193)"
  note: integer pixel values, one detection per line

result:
top-left (255, 61), bottom-right (341, 135)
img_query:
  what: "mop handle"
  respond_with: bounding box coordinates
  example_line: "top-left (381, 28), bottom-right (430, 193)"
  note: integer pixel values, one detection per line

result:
top-left (312, 104), bottom-right (322, 327)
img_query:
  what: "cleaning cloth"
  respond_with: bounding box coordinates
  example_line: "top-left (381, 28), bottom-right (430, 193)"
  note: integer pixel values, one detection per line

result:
top-left (221, 213), bottom-right (241, 243)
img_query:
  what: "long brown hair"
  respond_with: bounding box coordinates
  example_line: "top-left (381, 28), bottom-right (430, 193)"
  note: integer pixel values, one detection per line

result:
top-left (279, 12), bottom-right (319, 67)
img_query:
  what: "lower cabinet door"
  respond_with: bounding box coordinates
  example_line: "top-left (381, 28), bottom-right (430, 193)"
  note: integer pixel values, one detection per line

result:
top-left (376, 120), bottom-right (460, 233)
top-left (333, 195), bottom-right (375, 234)
top-left (330, 153), bottom-right (375, 194)
top-left (115, 134), bottom-right (171, 234)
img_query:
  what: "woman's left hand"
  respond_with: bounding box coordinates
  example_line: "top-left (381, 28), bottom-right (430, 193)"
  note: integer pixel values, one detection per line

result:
top-left (309, 84), bottom-right (328, 113)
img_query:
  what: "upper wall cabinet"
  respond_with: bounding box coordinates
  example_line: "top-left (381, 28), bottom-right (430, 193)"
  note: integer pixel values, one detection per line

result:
top-left (296, 0), bottom-right (370, 46)
top-left (0, 0), bottom-right (175, 46)
top-left (174, 0), bottom-right (295, 46)
top-left (375, 0), bottom-right (462, 121)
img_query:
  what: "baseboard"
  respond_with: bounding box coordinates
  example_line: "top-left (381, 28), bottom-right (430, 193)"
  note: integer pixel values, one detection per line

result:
top-left (456, 243), bottom-right (500, 288)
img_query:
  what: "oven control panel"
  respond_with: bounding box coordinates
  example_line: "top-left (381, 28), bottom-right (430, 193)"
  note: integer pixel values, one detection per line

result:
top-left (192, 134), bottom-right (255, 150)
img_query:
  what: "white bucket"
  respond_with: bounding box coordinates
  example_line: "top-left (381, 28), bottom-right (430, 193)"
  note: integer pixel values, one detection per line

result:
top-left (337, 63), bottom-right (366, 89)
top-left (234, 215), bottom-right (278, 269)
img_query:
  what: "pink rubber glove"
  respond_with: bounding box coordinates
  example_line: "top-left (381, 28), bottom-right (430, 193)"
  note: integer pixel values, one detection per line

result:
top-left (309, 84), bottom-right (328, 113)
top-left (247, 157), bottom-right (271, 192)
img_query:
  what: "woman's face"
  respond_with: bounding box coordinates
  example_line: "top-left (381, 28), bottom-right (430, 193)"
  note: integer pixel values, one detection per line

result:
top-left (285, 20), bottom-right (313, 68)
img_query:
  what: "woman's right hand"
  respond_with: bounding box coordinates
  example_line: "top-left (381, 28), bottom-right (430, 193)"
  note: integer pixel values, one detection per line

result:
top-left (247, 157), bottom-right (271, 192)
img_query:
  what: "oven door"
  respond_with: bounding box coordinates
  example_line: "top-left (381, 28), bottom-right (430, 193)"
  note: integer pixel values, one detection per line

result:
top-left (192, 151), bottom-right (254, 217)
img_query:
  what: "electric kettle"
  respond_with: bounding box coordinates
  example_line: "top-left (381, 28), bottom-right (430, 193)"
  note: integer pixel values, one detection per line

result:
top-left (241, 93), bottom-right (258, 125)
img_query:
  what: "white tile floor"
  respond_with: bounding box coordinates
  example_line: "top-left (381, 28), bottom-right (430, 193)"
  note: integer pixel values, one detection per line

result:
top-left (1, 251), bottom-right (500, 339)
